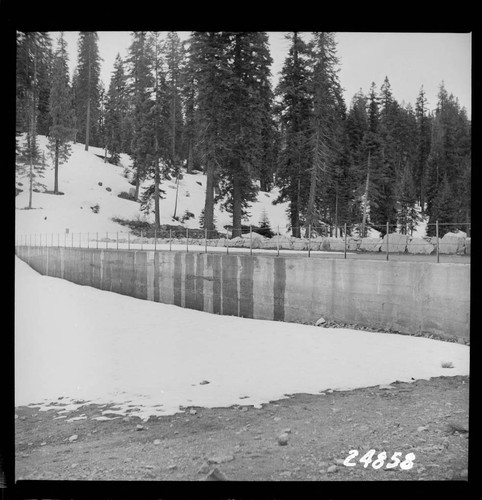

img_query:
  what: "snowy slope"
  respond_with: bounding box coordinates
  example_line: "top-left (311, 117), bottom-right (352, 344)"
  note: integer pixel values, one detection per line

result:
top-left (15, 136), bottom-right (292, 236)
top-left (15, 257), bottom-right (469, 419)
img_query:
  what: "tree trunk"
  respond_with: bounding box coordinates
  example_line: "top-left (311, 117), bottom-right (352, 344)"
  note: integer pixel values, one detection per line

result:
top-left (54, 139), bottom-right (59, 194)
top-left (154, 159), bottom-right (160, 228)
top-left (204, 158), bottom-right (215, 232)
top-left (361, 151), bottom-right (371, 237)
top-left (307, 127), bottom-right (322, 228)
top-left (232, 165), bottom-right (243, 238)
top-left (85, 96), bottom-right (91, 151)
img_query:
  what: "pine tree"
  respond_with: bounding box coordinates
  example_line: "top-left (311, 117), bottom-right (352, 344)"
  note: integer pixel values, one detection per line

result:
top-left (126, 31), bottom-right (156, 201)
top-left (220, 31), bottom-right (273, 237)
top-left (414, 86), bottom-right (431, 212)
top-left (48, 32), bottom-right (74, 194)
top-left (189, 31), bottom-right (232, 232)
top-left (274, 32), bottom-right (312, 237)
top-left (75, 32), bottom-right (101, 150)
top-left (305, 32), bottom-right (344, 230)
top-left (104, 54), bottom-right (129, 165)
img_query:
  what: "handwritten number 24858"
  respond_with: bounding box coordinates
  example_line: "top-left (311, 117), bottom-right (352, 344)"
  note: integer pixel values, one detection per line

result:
top-left (343, 449), bottom-right (415, 470)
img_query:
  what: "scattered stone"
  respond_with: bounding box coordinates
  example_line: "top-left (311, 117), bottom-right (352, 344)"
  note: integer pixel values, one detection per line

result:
top-left (208, 454), bottom-right (235, 464)
top-left (327, 465), bottom-right (338, 473)
top-left (460, 468), bottom-right (468, 479)
top-left (168, 464), bottom-right (178, 471)
top-left (105, 187), bottom-right (112, 192)
top-left (334, 459), bottom-right (345, 466)
top-left (447, 422), bottom-right (468, 434)
top-left (136, 424), bottom-right (145, 431)
top-left (417, 426), bottom-right (429, 432)
top-left (71, 463), bottom-right (78, 468)
top-left (253, 435), bottom-right (262, 440)
top-left (274, 417), bottom-right (281, 422)
top-left (278, 433), bottom-right (289, 446)
top-left (122, 417), bottom-right (130, 422)
top-left (315, 317), bottom-right (326, 326)
top-left (68, 435), bottom-right (78, 442)
top-left (98, 182), bottom-right (103, 186)
top-left (199, 380), bottom-right (210, 385)
top-left (282, 428), bottom-right (292, 434)
top-left (40, 441), bottom-right (47, 446)
top-left (153, 439), bottom-right (161, 445)
top-left (189, 409), bottom-right (197, 415)
top-left (205, 467), bottom-right (228, 481)
top-left (197, 462), bottom-right (210, 474)
top-left (280, 471), bottom-right (292, 478)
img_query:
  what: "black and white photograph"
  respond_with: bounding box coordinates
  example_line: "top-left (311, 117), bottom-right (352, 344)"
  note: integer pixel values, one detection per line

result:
top-left (12, 29), bottom-right (470, 491)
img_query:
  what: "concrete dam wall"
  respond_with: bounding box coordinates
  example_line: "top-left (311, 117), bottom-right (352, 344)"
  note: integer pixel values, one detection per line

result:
top-left (15, 246), bottom-right (470, 340)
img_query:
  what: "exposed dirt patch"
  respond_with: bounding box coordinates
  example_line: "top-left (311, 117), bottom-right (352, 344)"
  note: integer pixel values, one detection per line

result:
top-left (15, 376), bottom-right (469, 482)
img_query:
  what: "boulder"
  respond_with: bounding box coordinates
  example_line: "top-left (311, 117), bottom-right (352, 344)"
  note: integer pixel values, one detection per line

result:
top-left (359, 237), bottom-right (382, 252)
top-left (269, 235), bottom-right (293, 250)
top-left (129, 187), bottom-right (136, 197)
top-left (347, 238), bottom-right (361, 251)
top-left (292, 238), bottom-right (309, 251)
top-left (324, 237), bottom-right (346, 252)
top-left (380, 233), bottom-right (409, 253)
top-left (229, 236), bottom-right (246, 248)
top-left (439, 232), bottom-right (466, 254)
top-left (407, 237), bottom-right (435, 255)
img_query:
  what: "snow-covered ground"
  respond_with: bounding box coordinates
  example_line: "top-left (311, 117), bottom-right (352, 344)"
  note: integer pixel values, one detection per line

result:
top-left (15, 136), bottom-right (428, 239)
top-left (15, 256), bottom-right (469, 420)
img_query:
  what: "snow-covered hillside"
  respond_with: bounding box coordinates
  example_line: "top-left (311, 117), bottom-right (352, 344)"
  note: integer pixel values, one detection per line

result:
top-left (15, 136), bottom-right (291, 237)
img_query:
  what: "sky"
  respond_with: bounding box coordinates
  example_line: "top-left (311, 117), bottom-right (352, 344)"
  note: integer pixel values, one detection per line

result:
top-left (54, 31), bottom-right (471, 117)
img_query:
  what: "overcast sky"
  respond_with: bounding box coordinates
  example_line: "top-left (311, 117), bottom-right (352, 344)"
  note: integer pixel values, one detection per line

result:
top-left (56, 31), bottom-right (471, 117)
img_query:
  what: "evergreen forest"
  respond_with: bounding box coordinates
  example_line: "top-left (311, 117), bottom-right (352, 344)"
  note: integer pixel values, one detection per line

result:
top-left (16, 31), bottom-right (471, 238)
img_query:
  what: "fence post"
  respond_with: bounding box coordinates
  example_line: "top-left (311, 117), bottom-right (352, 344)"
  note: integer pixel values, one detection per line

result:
top-left (277, 226), bottom-right (280, 257)
top-left (436, 220), bottom-right (440, 263)
top-left (205, 227), bottom-right (208, 254)
top-left (344, 223), bottom-right (347, 259)
top-left (250, 225), bottom-right (253, 256)
top-left (308, 225), bottom-right (312, 258)
top-left (386, 222), bottom-right (389, 261)
top-left (169, 229), bottom-right (172, 252)
top-left (154, 229), bottom-right (157, 252)
top-left (186, 227), bottom-right (189, 253)
top-left (226, 229), bottom-right (229, 254)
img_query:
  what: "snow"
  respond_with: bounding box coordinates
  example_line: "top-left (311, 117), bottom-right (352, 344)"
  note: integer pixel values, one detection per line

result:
top-left (15, 136), bottom-right (292, 236)
top-left (15, 256), bottom-right (469, 420)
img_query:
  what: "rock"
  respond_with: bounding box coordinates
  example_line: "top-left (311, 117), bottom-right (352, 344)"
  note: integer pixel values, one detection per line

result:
top-left (292, 239), bottom-right (309, 251)
top-left (105, 187), bottom-right (112, 192)
top-left (324, 237), bottom-right (346, 252)
top-left (417, 426), bottom-right (429, 432)
top-left (407, 237), bottom-right (434, 255)
top-left (334, 459), bottom-right (345, 466)
top-left (197, 462), bottom-right (210, 474)
top-left (128, 187), bottom-right (136, 197)
top-left (282, 428), bottom-right (292, 434)
top-left (122, 417), bottom-right (130, 422)
top-left (438, 232), bottom-right (466, 254)
top-left (327, 465), bottom-right (338, 473)
top-left (359, 237), bottom-right (382, 252)
top-left (68, 434), bottom-right (78, 442)
top-left (189, 409), bottom-right (197, 415)
top-left (380, 233), bottom-right (409, 253)
top-left (280, 471), bottom-right (292, 478)
top-left (153, 439), bottom-right (161, 445)
top-left (40, 441), bottom-right (47, 446)
top-left (136, 424), bottom-right (145, 431)
top-left (278, 433), bottom-right (289, 446)
top-left (199, 380), bottom-right (210, 385)
top-left (459, 468), bottom-right (468, 479)
top-left (168, 464), bottom-right (178, 471)
top-left (207, 454), bottom-right (235, 464)
top-left (205, 467), bottom-right (228, 481)
top-left (98, 181), bottom-right (103, 186)
top-left (315, 317), bottom-right (326, 326)
top-left (274, 416), bottom-right (281, 422)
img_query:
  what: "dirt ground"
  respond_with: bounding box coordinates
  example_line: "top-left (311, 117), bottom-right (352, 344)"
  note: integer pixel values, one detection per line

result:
top-left (15, 375), bottom-right (469, 484)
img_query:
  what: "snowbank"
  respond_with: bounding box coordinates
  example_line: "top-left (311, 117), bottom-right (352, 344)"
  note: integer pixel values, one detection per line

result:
top-left (15, 257), bottom-right (469, 420)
